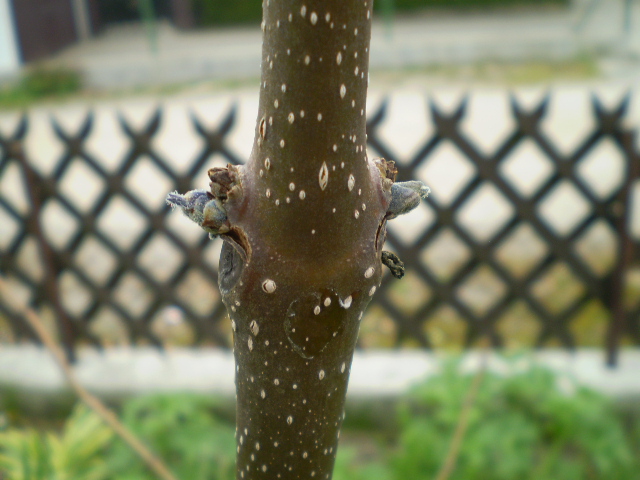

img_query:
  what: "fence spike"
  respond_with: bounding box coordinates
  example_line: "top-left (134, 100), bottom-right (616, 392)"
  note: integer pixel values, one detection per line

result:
top-left (144, 108), bottom-right (163, 136)
top-left (534, 93), bottom-right (551, 120)
top-left (78, 111), bottom-right (94, 140)
top-left (592, 94), bottom-right (605, 120)
top-left (453, 95), bottom-right (468, 121)
top-left (51, 115), bottom-right (70, 142)
top-left (118, 111), bottom-right (136, 138)
top-left (218, 104), bottom-right (237, 137)
top-left (189, 109), bottom-right (208, 139)
top-left (366, 97), bottom-right (388, 130)
top-left (615, 91), bottom-right (632, 119)
top-left (13, 114), bottom-right (28, 141)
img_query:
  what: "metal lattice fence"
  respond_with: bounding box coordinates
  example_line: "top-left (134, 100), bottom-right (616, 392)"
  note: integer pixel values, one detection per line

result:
top-left (1, 93), bottom-right (639, 365)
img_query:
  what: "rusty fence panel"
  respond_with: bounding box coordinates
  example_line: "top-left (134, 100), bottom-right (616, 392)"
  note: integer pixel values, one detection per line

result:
top-left (0, 95), bottom-right (638, 365)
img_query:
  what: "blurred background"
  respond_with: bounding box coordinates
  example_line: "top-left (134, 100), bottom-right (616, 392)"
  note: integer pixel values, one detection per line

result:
top-left (1, 1), bottom-right (640, 479)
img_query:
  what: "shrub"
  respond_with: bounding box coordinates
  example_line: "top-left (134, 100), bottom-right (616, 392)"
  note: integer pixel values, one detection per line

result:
top-left (0, 405), bottom-right (113, 480)
top-left (392, 363), bottom-right (636, 480)
top-left (104, 394), bottom-right (236, 480)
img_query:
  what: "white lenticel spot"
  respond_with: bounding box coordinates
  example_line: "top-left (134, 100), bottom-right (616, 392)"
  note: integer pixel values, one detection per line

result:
top-left (231, 319), bottom-right (236, 331)
top-left (336, 52), bottom-right (342, 65)
top-left (348, 174), bottom-right (355, 191)
top-left (274, 99), bottom-right (279, 108)
top-left (300, 110), bottom-right (305, 117)
top-left (248, 337), bottom-right (254, 351)
top-left (325, 12), bottom-right (330, 22)
top-left (305, 55), bottom-right (311, 65)
top-left (250, 320), bottom-right (259, 336)
top-left (265, 158), bottom-right (271, 170)
top-left (287, 416), bottom-right (293, 424)
top-left (362, 203), bottom-right (366, 210)
top-left (341, 362), bottom-right (346, 373)
top-left (341, 296), bottom-right (352, 309)
top-left (354, 210), bottom-right (360, 219)
top-left (324, 297), bottom-right (331, 307)
top-left (319, 370), bottom-right (325, 380)
top-left (299, 190), bottom-right (306, 200)
top-left (310, 12), bottom-right (317, 24)
top-left (274, 378), bottom-right (280, 385)
top-left (282, 84), bottom-right (287, 92)
top-left (354, 27), bottom-right (358, 35)
top-left (280, 139), bottom-right (285, 148)
top-left (262, 465), bottom-right (267, 472)
top-left (355, 66), bottom-right (359, 75)
top-left (341, 162), bottom-right (345, 168)
top-left (261, 389), bottom-right (266, 398)
top-left (289, 182), bottom-right (295, 191)
top-left (314, 305), bottom-right (321, 315)
top-left (266, 188), bottom-right (271, 198)
top-left (288, 112), bottom-right (295, 123)
top-left (369, 286), bottom-right (377, 296)
top-left (340, 84), bottom-right (346, 98)
top-left (262, 279), bottom-right (277, 293)
top-left (365, 267), bottom-right (374, 278)
top-left (319, 162), bottom-right (329, 190)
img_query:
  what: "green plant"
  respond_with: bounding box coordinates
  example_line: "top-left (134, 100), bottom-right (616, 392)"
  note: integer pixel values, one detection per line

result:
top-left (0, 68), bottom-right (81, 109)
top-left (104, 394), bottom-right (235, 480)
top-left (0, 405), bottom-right (113, 480)
top-left (393, 363), bottom-right (637, 480)
top-left (21, 68), bottom-right (81, 97)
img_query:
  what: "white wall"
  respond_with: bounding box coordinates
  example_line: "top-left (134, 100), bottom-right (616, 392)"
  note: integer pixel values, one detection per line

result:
top-left (0, 0), bottom-right (20, 77)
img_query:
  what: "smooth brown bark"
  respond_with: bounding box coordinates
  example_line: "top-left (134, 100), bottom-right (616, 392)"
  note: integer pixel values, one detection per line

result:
top-left (218, 1), bottom-right (387, 479)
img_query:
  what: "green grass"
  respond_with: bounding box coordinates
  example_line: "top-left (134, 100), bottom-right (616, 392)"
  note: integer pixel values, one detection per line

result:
top-left (0, 68), bottom-right (82, 110)
top-left (1, 361), bottom-right (639, 480)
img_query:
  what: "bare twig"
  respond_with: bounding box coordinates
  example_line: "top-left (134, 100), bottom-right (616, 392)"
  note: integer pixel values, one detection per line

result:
top-left (0, 275), bottom-right (180, 480)
top-left (434, 338), bottom-right (490, 480)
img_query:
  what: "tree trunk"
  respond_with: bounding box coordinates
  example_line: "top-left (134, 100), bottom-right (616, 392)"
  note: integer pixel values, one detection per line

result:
top-left (226, 2), bottom-right (380, 478)
top-left (167, 1), bottom-right (428, 478)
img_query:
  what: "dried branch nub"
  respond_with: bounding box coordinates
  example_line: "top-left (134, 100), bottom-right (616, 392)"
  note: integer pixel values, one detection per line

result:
top-left (166, 164), bottom-right (243, 239)
top-left (375, 157), bottom-right (430, 280)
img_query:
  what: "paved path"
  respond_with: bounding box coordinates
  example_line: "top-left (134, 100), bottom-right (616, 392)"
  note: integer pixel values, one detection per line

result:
top-left (44, 0), bottom-right (640, 89)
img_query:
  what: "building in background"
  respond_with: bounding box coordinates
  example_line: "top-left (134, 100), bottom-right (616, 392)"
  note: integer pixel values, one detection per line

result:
top-left (0, 0), bottom-right (193, 78)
